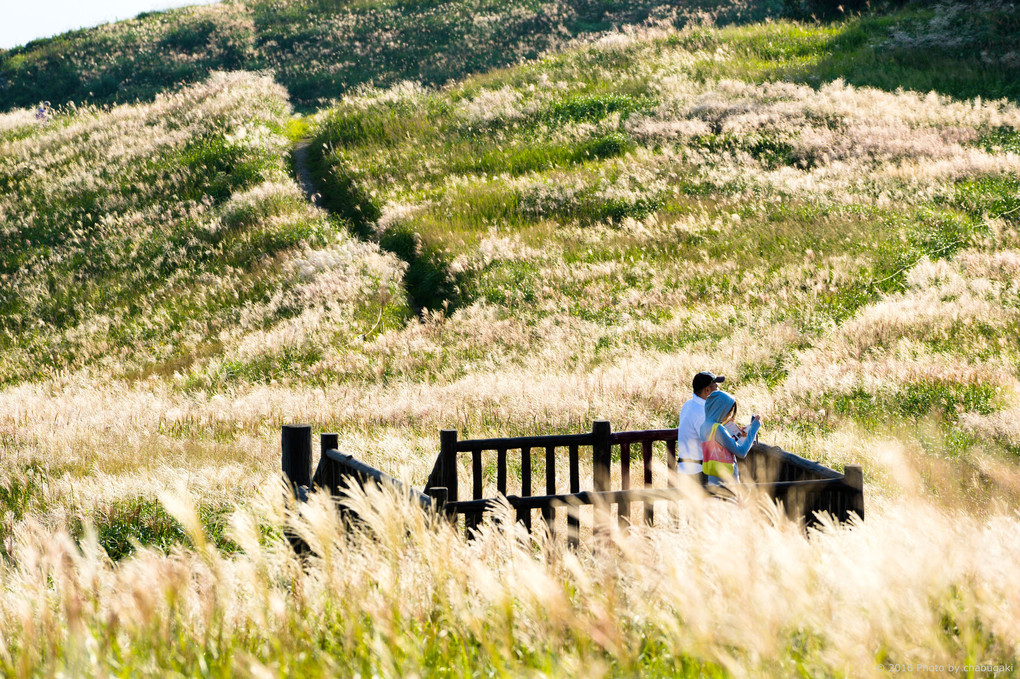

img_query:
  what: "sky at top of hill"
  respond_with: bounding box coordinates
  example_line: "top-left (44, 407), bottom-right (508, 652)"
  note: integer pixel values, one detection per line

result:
top-left (0, 0), bottom-right (220, 50)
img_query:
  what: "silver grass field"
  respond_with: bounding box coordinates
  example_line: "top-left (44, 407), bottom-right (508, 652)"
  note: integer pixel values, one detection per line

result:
top-left (1, 3), bottom-right (1020, 677)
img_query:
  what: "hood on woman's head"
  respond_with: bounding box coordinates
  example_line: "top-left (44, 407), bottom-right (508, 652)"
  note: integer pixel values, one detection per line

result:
top-left (704, 390), bottom-right (736, 424)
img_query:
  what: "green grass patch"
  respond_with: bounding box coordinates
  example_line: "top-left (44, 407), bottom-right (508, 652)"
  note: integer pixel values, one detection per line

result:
top-left (739, 354), bottom-right (789, 388)
top-left (0, 75), bottom-right (346, 387)
top-left (977, 126), bottom-right (1020, 155)
top-left (950, 174), bottom-right (1020, 226)
top-left (71, 497), bottom-right (239, 561)
top-left (541, 93), bottom-right (652, 125)
top-left (379, 224), bottom-right (468, 313)
top-left (471, 260), bottom-right (542, 308)
top-left (830, 382), bottom-right (1001, 424)
top-left (679, 12), bottom-right (1020, 102)
top-left (909, 209), bottom-right (990, 261)
top-left (452, 133), bottom-right (635, 177)
top-left (220, 345), bottom-right (325, 384)
top-left (692, 132), bottom-right (800, 169)
top-left (285, 115), bottom-right (312, 142)
top-left (307, 146), bottom-right (381, 239)
top-left (0, 463), bottom-right (48, 561)
top-left (521, 184), bottom-right (662, 226)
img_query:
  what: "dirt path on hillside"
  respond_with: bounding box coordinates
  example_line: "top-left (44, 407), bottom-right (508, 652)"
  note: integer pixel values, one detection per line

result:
top-left (292, 140), bottom-right (323, 208)
top-left (290, 137), bottom-right (428, 318)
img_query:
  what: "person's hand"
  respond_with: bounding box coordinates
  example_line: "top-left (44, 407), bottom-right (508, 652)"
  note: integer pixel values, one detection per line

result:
top-left (751, 414), bottom-right (762, 424)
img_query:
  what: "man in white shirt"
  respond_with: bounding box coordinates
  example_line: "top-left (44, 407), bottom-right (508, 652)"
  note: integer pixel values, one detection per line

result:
top-left (676, 371), bottom-right (725, 481)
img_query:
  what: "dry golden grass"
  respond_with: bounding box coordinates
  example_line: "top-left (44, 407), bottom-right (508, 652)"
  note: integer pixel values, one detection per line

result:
top-left (0, 467), bottom-right (1017, 676)
top-left (2, 10), bottom-right (1020, 676)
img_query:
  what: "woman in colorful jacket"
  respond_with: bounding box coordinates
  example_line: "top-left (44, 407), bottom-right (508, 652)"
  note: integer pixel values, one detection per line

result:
top-left (699, 390), bottom-right (762, 486)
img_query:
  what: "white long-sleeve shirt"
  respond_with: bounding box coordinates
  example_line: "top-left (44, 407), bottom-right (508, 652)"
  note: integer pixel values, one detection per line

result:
top-left (676, 394), bottom-right (705, 474)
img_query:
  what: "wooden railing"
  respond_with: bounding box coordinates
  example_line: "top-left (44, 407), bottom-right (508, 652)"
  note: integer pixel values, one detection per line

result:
top-left (283, 422), bottom-right (865, 549)
top-left (612, 428), bottom-right (681, 527)
top-left (424, 423), bottom-right (606, 544)
top-left (281, 425), bottom-right (436, 518)
top-left (423, 421), bottom-right (864, 542)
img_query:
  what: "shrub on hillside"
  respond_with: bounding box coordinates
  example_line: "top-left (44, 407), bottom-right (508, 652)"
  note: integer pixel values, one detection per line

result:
top-left (783, 0), bottom-right (869, 19)
top-left (782, 0), bottom-right (921, 19)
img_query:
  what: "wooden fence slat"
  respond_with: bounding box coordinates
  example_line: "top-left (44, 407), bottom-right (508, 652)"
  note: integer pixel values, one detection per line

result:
top-left (665, 440), bottom-right (677, 481)
top-left (543, 445), bottom-right (556, 538)
top-left (521, 447), bottom-right (532, 496)
top-left (545, 445), bottom-right (556, 495)
top-left (642, 440), bottom-right (654, 525)
top-left (568, 444), bottom-right (580, 548)
top-left (619, 441), bottom-right (631, 529)
top-left (611, 429), bottom-right (678, 443)
top-left (472, 449), bottom-right (483, 499)
top-left (497, 447), bottom-right (507, 496)
top-left (569, 445), bottom-right (580, 492)
top-left (593, 421), bottom-right (611, 491)
top-left (665, 438), bottom-right (677, 525)
top-left (466, 448), bottom-right (483, 536)
top-left (519, 446), bottom-right (532, 531)
top-left (456, 433), bottom-right (593, 452)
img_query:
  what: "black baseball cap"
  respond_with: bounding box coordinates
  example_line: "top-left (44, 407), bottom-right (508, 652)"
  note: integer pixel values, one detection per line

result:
top-left (692, 371), bottom-right (725, 393)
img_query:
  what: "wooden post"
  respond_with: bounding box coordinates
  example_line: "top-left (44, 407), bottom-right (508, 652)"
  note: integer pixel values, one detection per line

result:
top-left (665, 440), bottom-right (677, 480)
top-left (426, 486), bottom-right (448, 514)
top-left (592, 420), bottom-right (612, 538)
top-left (281, 424), bottom-right (312, 556)
top-left (282, 425), bottom-right (312, 493)
top-left (844, 464), bottom-right (864, 522)
top-left (742, 444), bottom-right (757, 483)
top-left (569, 445), bottom-right (580, 493)
top-left (316, 432), bottom-right (339, 492)
top-left (320, 433), bottom-right (339, 460)
top-left (440, 429), bottom-right (458, 503)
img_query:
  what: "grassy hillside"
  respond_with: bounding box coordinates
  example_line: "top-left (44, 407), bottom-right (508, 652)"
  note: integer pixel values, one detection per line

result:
top-left (306, 14), bottom-right (1020, 460)
top-left (0, 72), bottom-right (408, 386)
top-left (0, 0), bottom-right (784, 114)
top-left (4, 0), bottom-right (1018, 114)
top-left (0, 1), bottom-right (1020, 676)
